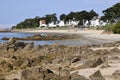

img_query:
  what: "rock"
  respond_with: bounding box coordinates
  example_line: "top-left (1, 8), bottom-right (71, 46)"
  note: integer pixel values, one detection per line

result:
top-left (80, 57), bottom-right (103, 69)
top-left (14, 41), bottom-right (26, 48)
top-left (31, 45), bottom-right (41, 51)
top-left (20, 59), bottom-right (29, 68)
top-left (0, 70), bottom-right (5, 80)
top-left (0, 61), bottom-right (13, 71)
top-left (21, 68), bottom-right (45, 80)
top-left (112, 70), bottom-right (120, 80)
top-left (8, 47), bottom-right (16, 53)
top-left (23, 42), bottom-right (34, 50)
top-left (62, 60), bottom-right (71, 67)
top-left (71, 71), bottom-right (88, 80)
top-left (8, 38), bottom-right (16, 44)
top-left (21, 70), bottom-right (32, 80)
top-left (89, 70), bottom-right (105, 80)
top-left (110, 48), bottom-right (120, 54)
top-left (59, 68), bottom-right (71, 80)
top-left (99, 62), bottom-right (110, 69)
top-left (2, 34), bottom-right (80, 41)
top-left (103, 43), bottom-right (115, 47)
top-left (114, 41), bottom-right (120, 47)
top-left (1, 40), bottom-right (120, 79)
top-left (39, 68), bottom-right (59, 80)
top-left (11, 58), bottom-right (25, 68)
top-left (71, 56), bottom-right (81, 63)
top-left (81, 45), bottom-right (89, 51)
top-left (52, 58), bottom-right (62, 64)
top-left (44, 69), bottom-right (54, 74)
top-left (44, 73), bottom-right (59, 80)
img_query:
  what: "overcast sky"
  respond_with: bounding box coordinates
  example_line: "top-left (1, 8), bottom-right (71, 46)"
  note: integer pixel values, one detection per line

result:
top-left (0, 0), bottom-right (120, 28)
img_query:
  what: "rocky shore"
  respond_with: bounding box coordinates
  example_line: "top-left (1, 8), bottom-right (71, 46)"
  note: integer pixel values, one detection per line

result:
top-left (0, 38), bottom-right (120, 80)
top-left (1, 34), bottom-right (80, 41)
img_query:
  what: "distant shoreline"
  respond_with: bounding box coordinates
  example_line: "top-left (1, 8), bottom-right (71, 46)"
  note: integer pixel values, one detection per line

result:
top-left (0, 28), bottom-right (11, 32)
top-left (0, 30), bottom-right (11, 32)
top-left (11, 29), bottom-right (120, 46)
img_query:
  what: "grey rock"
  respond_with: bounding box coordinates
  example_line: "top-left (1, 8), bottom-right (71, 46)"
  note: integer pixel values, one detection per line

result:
top-left (71, 71), bottom-right (88, 80)
top-left (71, 56), bottom-right (81, 63)
top-left (112, 70), bottom-right (120, 80)
top-left (8, 38), bottom-right (16, 44)
top-left (89, 70), bottom-right (105, 80)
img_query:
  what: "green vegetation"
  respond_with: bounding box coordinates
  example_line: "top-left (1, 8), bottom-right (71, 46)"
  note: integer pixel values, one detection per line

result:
top-left (101, 3), bottom-right (120, 23)
top-left (12, 16), bottom-right (40, 29)
top-left (101, 2), bottom-right (120, 34)
top-left (60, 10), bottom-right (98, 26)
top-left (113, 20), bottom-right (120, 34)
top-left (12, 14), bottom-right (57, 29)
top-left (104, 20), bottom-right (120, 34)
top-left (44, 13), bottom-right (57, 25)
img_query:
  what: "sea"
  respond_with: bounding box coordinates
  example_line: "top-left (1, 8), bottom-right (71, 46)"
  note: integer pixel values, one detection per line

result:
top-left (0, 32), bottom-right (55, 45)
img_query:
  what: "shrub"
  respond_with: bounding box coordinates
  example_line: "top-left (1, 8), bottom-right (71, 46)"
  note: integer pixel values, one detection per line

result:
top-left (104, 20), bottom-right (120, 34)
top-left (113, 20), bottom-right (120, 34)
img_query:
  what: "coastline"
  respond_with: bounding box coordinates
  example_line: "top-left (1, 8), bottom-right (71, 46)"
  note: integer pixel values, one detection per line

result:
top-left (12, 29), bottom-right (120, 46)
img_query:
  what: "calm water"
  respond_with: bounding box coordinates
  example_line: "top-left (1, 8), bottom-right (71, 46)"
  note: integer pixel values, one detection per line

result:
top-left (0, 32), bottom-right (55, 45)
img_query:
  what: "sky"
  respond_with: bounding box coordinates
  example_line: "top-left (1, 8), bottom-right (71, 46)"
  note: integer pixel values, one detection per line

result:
top-left (0, 0), bottom-right (120, 28)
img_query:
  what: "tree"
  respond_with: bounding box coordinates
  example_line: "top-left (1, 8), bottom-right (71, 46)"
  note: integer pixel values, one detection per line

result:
top-left (101, 3), bottom-right (120, 23)
top-left (12, 16), bottom-right (40, 29)
top-left (89, 10), bottom-right (98, 20)
top-left (59, 10), bottom-right (98, 27)
top-left (60, 14), bottom-right (66, 21)
top-left (45, 13), bottom-right (57, 24)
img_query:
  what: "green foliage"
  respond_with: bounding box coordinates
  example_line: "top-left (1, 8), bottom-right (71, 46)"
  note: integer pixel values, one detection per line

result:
top-left (104, 24), bottom-right (116, 32)
top-left (104, 20), bottom-right (120, 34)
top-left (113, 20), bottom-right (120, 34)
top-left (12, 16), bottom-right (40, 29)
top-left (60, 10), bottom-right (98, 26)
top-left (101, 3), bottom-right (120, 23)
top-left (60, 14), bottom-right (67, 21)
top-left (45, 13), bottom-right (57, 24)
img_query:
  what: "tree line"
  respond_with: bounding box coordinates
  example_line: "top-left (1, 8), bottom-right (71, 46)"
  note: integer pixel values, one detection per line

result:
top-left (12, 3), bottom-right (120, 29)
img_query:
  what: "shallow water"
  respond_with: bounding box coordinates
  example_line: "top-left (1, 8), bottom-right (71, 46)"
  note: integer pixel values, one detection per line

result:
top-left (0, 32), bottom-right (108, 46)
top-left (0, 32), bottom-right (55, 45)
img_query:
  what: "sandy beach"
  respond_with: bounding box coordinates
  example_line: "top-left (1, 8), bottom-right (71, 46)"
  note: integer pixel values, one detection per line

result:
top-left (17, 29), bottom-right (120, 46)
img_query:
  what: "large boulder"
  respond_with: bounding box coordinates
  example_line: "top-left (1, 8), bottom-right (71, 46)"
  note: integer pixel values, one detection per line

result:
top-left (80, 57), bottom-right (104, 69)
top-left (59, 68), bottom-right (71, 80)
top-left (71, 56), bottom-right (81, 63)
top-left (61, 60), bottom-right (71, 67)
top-left (21, 68), bottom-right (46, 80)
top-left (23, 42), bottom-right (34, 50)
top-left (71, 71), bottom-right (88, 80)
top-left (110, 48), bottom-right (120, 54)
top-left (112, 70), bottom-right (120, 80)
top-left (8, 38), bottom-right (16, 44)
top-left (14, 41), bottom-right (26, 49)
top-left (89, 70), bottom-right (105, 80)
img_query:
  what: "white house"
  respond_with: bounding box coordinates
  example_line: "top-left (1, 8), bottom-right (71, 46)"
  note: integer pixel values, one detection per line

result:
top-left (90, 18), bottom-right (100, 27)
top-left (66, 20), bottom-right (79, 27)
top-left (84, 20), bottom-right (89, 27)
top-left (48, 21), bottom-right (57, 28)
top-left (58, 20), bottom-right (65, 27)
top-left (90, 17), bottom-right (107, 27)
top-left (83, 17), bottom-right (107, 27)
top-left (39, 20), bottom-right (47, 28)
top-left (71, 21), bottom-right (79, 26)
